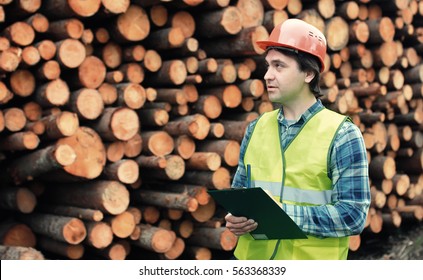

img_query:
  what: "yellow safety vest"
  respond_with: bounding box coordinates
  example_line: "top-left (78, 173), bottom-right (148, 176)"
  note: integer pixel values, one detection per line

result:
top-left (234, 107), bottom-right (350, 260)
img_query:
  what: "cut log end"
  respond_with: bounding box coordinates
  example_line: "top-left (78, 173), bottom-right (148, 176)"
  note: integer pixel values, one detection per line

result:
top-left (1, 224), bottom-right (36, 247)
top-left (63, 218), bottom-right (87, 245)
top-left (57, 39), bottom-right (86, 69)
top-left (102, 181), bottom-right (130, 215)
top-left (110, 108), bottom-right (140, 141)
top-left (151, 229), bottom-right (175, 253)
top-left (54, 144), bottom-right (77, 167)
top-left (74, 89), bottom-right (104, 120)
top-left (165, 155), bottom-right (186, 181)
top-left (0, 246), bottom-right (44, 260)
top-left (116, 5), bottom-right (150, 42)
top-left (58, 127), bottom-right (106, 179)
top-left (117, 159), bottom-right (139, 184)
top-left (16, 188), bottom-right (37, 213)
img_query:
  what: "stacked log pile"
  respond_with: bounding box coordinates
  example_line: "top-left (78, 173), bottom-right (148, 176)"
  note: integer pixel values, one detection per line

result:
top-left (0, 0), bottom-right (421, 260)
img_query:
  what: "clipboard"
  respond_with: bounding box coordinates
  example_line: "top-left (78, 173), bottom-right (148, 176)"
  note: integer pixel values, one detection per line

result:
top-left (208, 187), bottom-right (308, 240)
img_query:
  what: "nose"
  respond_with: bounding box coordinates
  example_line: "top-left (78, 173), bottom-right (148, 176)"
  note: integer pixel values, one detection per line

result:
top-left (264, 67), bottom-right (274, 81)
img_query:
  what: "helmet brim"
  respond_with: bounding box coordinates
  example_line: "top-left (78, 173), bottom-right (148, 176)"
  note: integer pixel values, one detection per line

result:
top-left (256, 40), bottom-right (325, 72)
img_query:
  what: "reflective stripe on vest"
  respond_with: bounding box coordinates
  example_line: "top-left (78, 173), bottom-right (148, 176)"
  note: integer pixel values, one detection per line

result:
top-left (234, 107), bottom-right (350, 260)
top-left (253, 181), bottom-right (332, 205)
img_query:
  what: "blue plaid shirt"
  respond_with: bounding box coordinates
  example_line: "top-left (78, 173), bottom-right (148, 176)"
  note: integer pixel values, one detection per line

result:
top-left (232, 100), bottom-right (371, 238)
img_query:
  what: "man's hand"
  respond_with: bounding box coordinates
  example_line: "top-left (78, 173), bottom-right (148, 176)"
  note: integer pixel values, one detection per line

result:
top-left (225, 213), bottom-right (258, 236)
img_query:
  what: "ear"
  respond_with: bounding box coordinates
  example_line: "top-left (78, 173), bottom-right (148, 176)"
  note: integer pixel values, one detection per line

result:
top-left (304, 70), bottom-right (315, 83)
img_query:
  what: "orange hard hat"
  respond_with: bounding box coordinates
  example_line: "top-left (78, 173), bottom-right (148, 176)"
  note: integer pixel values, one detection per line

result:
top-left (256, 19), bottom-right (327, 72)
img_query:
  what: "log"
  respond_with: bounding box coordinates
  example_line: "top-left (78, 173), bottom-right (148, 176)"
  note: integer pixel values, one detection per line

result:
top-left (68, 88), bottom-right (104, 120)
top-left (0, 187), bottom-right (36, 213)
top-left (36, 60), bottom-right (61, 81)
top-left (159, 237), bottom-right (185, 260)
top-left (325, 16), bottom-right (349, 51)
top-left (7, 143), bottom-right (76, 185)
top-left (83, 221), bottom-right (113, 249)
top-left (195, 6), bottom-right (242, 38)
top-left (51, 126), bottom-right (105, 180)
top-left (132, 224), bottom-right (175, 253)
top-left (164, 113), bottom-right (210, 140)
top-left (100, 0), bottom-right (130, 15)
top-left (366, 17), bottom-right (395, 44)
top-left (392, 174), bottom-right (410, 196)
top-left (185, 152), bottom-right (221, 171)
top-left (141, 130), bottom-right (174, 157)
top-left (40, 111), bottom-right (79, 139)
top-left (37, 236), bottom-right (84, 259)
top-left (395, 148), bottom-right (423, 174)
top-left (43, 180), bottom-right (129, 215)
top-left (2, 21), bottom-right (35, 46)
top-left (55, 39), bottom-right (86, 69)
top-left (348, 235), bottom-right (361, 252)
top-left (115, 83), bottom-right (146, 110)
top-left (2, 107), bottom-right (27, 132)
top-left (90, 107), bottom-right (140, 141)
top-left (144, 27), bottom-right (185, 50)
top-left (137, 108), bottom-right (169, 127)
top-left (35, 39), bottom-right (56, 60)
top-left (18, 213), bottom-right (86, 245)
top-left (139, 205), bottom-right (160, 224)
top-left (46, 18), bottom-right (84, 40)
top-left (0, 245), bottom-right (44, 260)
top-left (89, 241), bottom-right (127, 260)
top-left (201, 25), bottom-right (268, 57)
top-left (154, 88), bottom-right (187, 105)
top-left (132, 189), bottom-right (198, 212)
top-left (190, 198), bottom-right (216, 222)
top-left (143, 59), bottom-right (187, 86)
top-left (35, 78), bottom-right (70, 107)
top-left (142, 49), bottom-right (162, 72)
top-left (0, 131), bottom-right (39, 151)
top-left (220, 120), bottom-right (249, 142)
top-left (40, 0), bottom-right (101, 18)
top-left (103, 211), bottom-right (136, 239)
top-left (123, 132), bottom-right (143, 158)
top-left (187, 227), bottom-right (237, 251)
top-left (102, 159), bottom-right (139, 184)
top-left (196, 140), bottom-right (240, 167)
top-left (370, 186), bottom-right (386, 209)
top-left (181, 167), bottom-right (231, 190)
top-left (173, 219), bottom-right (194, 239)
top-left (0, 221), bottom-right (36, 247)
top-left (9, 69), bottom-right (36, 97)
top-left (183, 246), bottom-right (211, 260)
top-left (369, 155), bottom-right (396, 180)
top-left (208, 122), bottom-right (225, 139)
top-left (191, 95), bottom-right (222, 119)
top-left (37, 204), bottom-right (104, 222)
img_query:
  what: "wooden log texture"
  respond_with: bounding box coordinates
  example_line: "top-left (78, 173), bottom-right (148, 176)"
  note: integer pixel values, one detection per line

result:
top-left (0, 245), bottom-right (44, 260)
top-left (18, 213), bottom-right (86, 245)
top-left (42, 180), bottom-right (130, 215)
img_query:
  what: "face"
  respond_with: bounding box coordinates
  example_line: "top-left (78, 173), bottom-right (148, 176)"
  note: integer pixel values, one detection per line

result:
top-left (264, 49), bottom-right (311, 105)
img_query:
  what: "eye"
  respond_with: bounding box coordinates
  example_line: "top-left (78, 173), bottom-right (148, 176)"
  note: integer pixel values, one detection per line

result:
top-left (274, 62), bottom-right (284, 70)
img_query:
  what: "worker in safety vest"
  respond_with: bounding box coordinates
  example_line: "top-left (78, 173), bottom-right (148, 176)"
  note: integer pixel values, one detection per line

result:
top-left (225, 19), bottom-right (371, 260)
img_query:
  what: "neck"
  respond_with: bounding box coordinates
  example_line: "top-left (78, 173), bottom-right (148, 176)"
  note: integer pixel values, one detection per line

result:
top-left (282, 95), bottom-right (317, 121)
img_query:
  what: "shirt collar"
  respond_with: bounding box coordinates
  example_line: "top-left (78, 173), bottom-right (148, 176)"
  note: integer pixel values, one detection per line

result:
top-left (277, 99), bottom-right (324, 125)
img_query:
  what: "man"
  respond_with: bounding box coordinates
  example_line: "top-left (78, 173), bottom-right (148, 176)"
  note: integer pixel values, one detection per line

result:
top-left (225, 19), bottom-right (370, 260)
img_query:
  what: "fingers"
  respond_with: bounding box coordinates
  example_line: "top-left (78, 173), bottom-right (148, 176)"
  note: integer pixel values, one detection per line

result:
top-left (225, 213), bottom-right (258, 236)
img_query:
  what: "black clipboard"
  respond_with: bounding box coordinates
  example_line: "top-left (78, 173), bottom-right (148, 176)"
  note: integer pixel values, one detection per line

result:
top-left (208, 187), bottom-right (308, 240)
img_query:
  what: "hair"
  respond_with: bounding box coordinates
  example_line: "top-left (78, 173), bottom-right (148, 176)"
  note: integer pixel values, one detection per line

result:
top-left (267, 47), bottom-right (322, 98)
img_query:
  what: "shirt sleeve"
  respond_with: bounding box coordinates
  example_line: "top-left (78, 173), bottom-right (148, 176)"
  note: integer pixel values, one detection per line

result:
top-left (231, 120), bottom-right (257, 189)
top-left (282, 121), bottom-right (371, 237)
